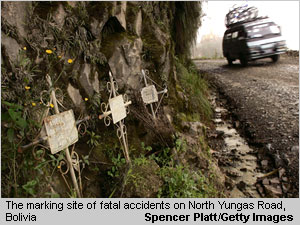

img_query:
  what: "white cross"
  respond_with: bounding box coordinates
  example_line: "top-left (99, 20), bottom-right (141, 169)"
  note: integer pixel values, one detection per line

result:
top-left (140, 69), bottom-right (168, 120)
top-left (98, 72), bottom-right (131, 163)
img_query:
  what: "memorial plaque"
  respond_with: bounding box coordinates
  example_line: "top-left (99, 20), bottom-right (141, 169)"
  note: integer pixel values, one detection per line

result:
top-left (141, 85), bottom-right (158, 104)
top-left (109, 95), bottom-right (126, 124)
top-left (44, 109), bottom-right (78, 154)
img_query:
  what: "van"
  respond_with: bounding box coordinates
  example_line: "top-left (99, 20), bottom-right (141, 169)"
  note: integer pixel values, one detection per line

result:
top-left (222, 8), bottom-right (287, 66)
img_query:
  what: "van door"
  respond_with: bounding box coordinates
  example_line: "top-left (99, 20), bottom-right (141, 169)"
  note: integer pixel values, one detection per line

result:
top-left (237, 28), bottom-right (248, 58)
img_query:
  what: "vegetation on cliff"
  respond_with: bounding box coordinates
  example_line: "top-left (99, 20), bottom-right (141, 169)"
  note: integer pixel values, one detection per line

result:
top-left (1, 1), bottom-right (225, 198)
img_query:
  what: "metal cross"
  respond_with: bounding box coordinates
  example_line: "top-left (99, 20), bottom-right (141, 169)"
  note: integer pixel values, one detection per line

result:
top-left (140, 69), bottom-right (168, 119)
top-left (98, 72), bottom-right (132, 164)
top-left (45, 74), bottom-right (82, 197)
top-left (20, 76), bottom-right (91, 198)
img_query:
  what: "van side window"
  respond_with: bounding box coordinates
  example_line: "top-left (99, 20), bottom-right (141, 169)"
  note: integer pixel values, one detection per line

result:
top-left (238, 30), bottom-right (246, 38)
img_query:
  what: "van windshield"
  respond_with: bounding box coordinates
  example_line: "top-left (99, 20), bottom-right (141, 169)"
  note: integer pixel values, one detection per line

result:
top-left (246, 22), bottom-right (280, 39)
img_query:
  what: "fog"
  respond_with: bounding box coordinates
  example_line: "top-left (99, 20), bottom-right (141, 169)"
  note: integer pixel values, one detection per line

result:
top-left (192, 33), bottom-right (223, 59)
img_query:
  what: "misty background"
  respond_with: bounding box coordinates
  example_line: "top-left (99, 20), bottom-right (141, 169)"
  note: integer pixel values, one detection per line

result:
top-left (192, 32), bottom-right (223, 59)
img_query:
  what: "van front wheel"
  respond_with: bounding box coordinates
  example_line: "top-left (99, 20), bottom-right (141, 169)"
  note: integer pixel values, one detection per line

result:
top-left (271, 55), bottom-right (279, 62)
top-left (226, 57), bottom-right (233, 66)
top-left (239, 56), bottom-right (248, 67)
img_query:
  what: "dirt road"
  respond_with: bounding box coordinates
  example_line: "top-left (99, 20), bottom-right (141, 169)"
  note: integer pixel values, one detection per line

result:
top-left (194, 55), bottom-right (299, 197)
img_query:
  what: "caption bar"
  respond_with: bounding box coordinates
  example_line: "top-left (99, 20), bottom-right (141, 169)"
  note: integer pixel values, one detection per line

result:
top-left (1, 199), bottom-right (298, 224)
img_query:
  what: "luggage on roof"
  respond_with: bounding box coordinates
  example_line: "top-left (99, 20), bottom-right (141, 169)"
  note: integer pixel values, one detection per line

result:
top-left (225, 5), bottom-right (266, 27)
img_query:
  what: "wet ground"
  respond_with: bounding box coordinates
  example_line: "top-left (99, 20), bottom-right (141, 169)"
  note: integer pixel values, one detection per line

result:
top-left (209, 92), bottom-right (262, 197)
top-left (195, 54), bottom-right (299, 197)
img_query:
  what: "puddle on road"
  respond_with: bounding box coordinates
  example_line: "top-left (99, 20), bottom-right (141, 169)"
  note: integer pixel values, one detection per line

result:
top-left (211, 94), bottom-right (263, 197)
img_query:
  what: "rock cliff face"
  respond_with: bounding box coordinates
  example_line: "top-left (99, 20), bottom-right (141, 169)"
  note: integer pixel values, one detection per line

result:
top-left (2, 2), bottom-right (224, 198)
top-left (2, 1), bottom-right (178, 146)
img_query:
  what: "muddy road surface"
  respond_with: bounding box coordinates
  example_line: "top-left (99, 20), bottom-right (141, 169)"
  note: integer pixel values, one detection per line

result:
top-left (195, 55), bottom-right (299, 197)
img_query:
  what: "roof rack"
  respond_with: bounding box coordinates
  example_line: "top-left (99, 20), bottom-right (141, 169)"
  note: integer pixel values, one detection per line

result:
top-left (225, 5), bottom-right (263, 28)
top-left (227, 16), bottom-right (269, 28)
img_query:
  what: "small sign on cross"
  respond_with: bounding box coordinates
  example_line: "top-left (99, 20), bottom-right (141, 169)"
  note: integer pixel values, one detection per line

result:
top-left (44, 109), bottom-right (78, 154)
top-left (109, 95), bottom-right (127, 124)
top-left (141, 85), bottom-right (158, 105)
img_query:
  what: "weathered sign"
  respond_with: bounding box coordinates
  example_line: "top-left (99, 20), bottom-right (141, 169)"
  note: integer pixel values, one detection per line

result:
top-left (140, 69), bottom-right (168, 119)
top-left (44, 109), bottom-right (78, 154)
top-left (109, 95), bottom-right (127, 124)
top-left (141, 85), bottom-right (158, 104)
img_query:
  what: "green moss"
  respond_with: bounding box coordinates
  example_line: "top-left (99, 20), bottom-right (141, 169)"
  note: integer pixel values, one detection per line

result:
top-left (142, 34), bottom-right (164, 64)
top-left (172, 2), bottom-right (203, 59)
top-left (141, 11), bottom-right (165, 68)
top-left (126, 2), bottom-right (140, 34)
top-left (101, 32), bottom-right (124, 59)
top-left (175, 58), bottom-right (212, 123)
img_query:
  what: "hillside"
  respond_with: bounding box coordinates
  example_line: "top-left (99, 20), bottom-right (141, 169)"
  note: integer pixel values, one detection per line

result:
top-left (1, 1), bottom-right (225, 198)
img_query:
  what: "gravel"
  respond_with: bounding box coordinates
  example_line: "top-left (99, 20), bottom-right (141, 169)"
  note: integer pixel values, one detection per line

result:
top-left (194, 54), bottom-right (299, 197)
